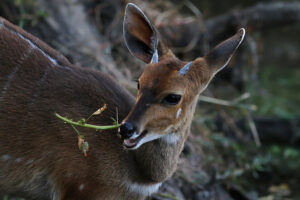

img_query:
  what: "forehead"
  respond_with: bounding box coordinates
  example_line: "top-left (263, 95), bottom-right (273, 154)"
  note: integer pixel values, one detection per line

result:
top-left (139, 59), bottom-right (185, 91)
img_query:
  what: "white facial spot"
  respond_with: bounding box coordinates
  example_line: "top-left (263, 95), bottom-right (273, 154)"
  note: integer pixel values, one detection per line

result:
top-left (161, 133), bottom-right (180, 145)
top-left (176, 108), bottom-right (182, 119)
top-left (15, 157), bottom-right (22, 163)
top-left (1, 154), bottom-right (11, 161)
top-left (79, 184), bottom-right (84, 191)
top-left (124, 181), bottom-right (162, 196)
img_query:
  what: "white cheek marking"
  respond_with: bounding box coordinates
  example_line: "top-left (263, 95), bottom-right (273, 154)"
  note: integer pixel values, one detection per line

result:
top-left (176, 108), bottom-right (182, 119)
top-left (1, 154), bottom-right (11, 161)
top-left (79, 184), bottom-right (84, 191)
top-left (161, 133), bottom-right (180, 145)
top-left (124, 181), bottom-right (162, 196)
top-left (15, 157), bottom-right (22, 163)
top-left (131, 133), bottom-right (163, 150)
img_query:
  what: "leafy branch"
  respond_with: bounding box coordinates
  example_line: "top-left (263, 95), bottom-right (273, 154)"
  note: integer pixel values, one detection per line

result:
top-left (199, 93), bottom-right (261, 146)
top-left (55, 104), bottom-right (120, 156)
top-left (55, 113), bottom-right (120, 130)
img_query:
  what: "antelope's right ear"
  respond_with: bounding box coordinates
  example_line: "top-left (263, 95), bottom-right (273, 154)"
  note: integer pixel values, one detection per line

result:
top-left (205, 28), bottom-right (246, 75)
top-left (123, 3), bottom-right (158, 63)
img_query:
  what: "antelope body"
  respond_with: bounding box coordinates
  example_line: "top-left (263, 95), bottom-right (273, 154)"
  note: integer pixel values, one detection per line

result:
top-left (0, 3), bottom-right (245, 200)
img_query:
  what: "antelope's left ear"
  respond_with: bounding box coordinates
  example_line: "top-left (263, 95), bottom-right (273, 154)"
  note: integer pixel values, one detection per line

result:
top-left (205, 28), bottom-right (246, 75)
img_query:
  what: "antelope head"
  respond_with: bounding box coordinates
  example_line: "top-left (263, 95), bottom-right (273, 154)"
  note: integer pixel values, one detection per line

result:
top-left (119, 3), bottom-right (245, 149)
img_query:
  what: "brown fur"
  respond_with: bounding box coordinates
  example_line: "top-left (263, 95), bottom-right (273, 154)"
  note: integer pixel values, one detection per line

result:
top-left (0, 17), bottom-right (139, 200)
top-left (0, 4), bottom-right (245, 198)
top-left (0, 15), bottom-right (205, 200)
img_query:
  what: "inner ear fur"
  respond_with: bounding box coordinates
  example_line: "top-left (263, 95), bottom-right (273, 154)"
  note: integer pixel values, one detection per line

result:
top-left (205, 28), bottom-right (246, 75)
top-left (123, 3), bottom-right (158, 63)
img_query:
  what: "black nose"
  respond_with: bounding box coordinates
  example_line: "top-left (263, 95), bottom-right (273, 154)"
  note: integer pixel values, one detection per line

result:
top-left (119, 122), bottom-right (135, 139)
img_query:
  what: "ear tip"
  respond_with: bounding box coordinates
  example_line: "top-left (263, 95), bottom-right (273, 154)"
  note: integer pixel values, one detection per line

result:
top-left (126, 3), bottom-right (136, 8)
top-left (237, 28), bottom-right (246, 41)
top-left (126, 3), bottom-right (140, 12)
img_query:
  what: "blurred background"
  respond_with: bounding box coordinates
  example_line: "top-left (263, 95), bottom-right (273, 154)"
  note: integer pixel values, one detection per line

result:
top-left (0, 0), bottom-right (299, 199)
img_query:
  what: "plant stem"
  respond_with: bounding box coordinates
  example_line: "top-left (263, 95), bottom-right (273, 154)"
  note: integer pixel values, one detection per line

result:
top-left (198, 94), bottom-right (257, 111)
top-left (55, 113), bottom-right (120, 130)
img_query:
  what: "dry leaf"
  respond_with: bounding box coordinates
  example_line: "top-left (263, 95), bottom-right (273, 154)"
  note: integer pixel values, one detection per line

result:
top-left (92, 104), bottom-right (107, 116)
top-left (78, 135), bottom-right (84, 150)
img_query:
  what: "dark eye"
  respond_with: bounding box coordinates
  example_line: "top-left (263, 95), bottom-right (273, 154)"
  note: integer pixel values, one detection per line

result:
top-left (134, 79), bottom-right (140, 90)
top-left (162, 94), bottom-right (181, 105)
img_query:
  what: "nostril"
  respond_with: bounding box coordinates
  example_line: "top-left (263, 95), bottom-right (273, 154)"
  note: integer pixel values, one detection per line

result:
top-left (119, 122), bottom-right (135, 139)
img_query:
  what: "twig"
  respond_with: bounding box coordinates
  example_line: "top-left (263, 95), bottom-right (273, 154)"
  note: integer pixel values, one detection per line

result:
top-left (172, 1), bottom-right (204, 53)
top-left (156, 0), bottom-right (204, 53)
top-left (232, 92), bottom-right (250, 103)
top-left (198, 93), bottom-right (261, 146)
top-left (198, 93), bottom-right (257, 111)
top-left (219, 110), bottom-right (244, 141)
top-left (71, 124), bottom-right (83, 137)
top-left (156, 2), bottom-right (300, 55)
top-left (244, 111), bottom-right (261, 147)
top-left (55, 113), bottom-right (120, 131)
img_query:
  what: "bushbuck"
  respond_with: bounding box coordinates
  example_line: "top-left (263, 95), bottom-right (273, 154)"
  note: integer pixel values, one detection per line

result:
top-left (0, 3), bottom-right (245, 200)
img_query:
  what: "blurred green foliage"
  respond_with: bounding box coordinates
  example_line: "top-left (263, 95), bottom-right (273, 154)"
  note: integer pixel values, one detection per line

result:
top-left (2, 196), bottom-right (24, 200)
top-left (199, 132), bottom-right (300, 198)
top-left (0, 0), bottom-right (47, 27)
top-left (248, 65), bottom-right (300, 119)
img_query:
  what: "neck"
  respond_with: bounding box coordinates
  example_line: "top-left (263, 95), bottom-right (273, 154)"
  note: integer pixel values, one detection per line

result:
top-left (130, 98), bottom-right (198, 184)
top-left (132, 131), bottom-right (186, 183)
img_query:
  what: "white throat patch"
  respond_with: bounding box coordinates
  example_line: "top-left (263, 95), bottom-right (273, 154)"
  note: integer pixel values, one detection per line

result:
top-left (161, 133), bottom-right (180, 145)
top-left (124, 181), bottom-right (162, 196)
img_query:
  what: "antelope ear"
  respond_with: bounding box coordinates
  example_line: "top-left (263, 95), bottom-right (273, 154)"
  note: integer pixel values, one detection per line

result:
top-left (205, 28), bottom-right (245, 75)
top-left (123, 3), bottom-right (158, 63)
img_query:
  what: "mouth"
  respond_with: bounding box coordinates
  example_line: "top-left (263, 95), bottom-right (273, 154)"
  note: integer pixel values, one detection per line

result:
top-left (123, 130), bottom-right (148, 149)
